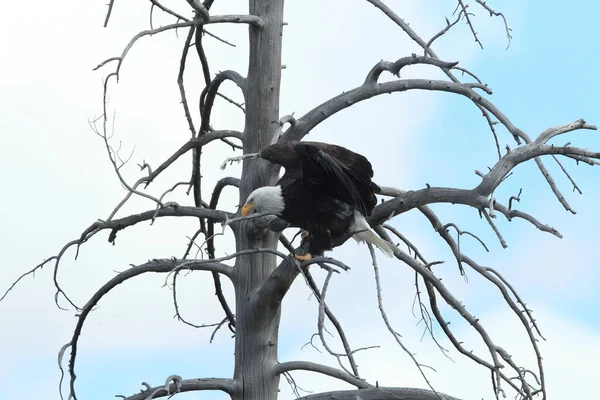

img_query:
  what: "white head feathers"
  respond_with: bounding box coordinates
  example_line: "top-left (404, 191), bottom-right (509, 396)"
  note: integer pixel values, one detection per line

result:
top-left (243, 186), bottom-right (285, 216)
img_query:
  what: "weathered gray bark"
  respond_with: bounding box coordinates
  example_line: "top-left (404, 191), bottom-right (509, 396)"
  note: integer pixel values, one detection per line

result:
top-left (297, 388), bottom-right (461, 400)
top-left (232, 1), bottom-right (285, 399)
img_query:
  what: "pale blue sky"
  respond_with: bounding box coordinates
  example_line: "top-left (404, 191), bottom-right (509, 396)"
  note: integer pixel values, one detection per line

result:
top-left (0, 1), bottom-right (598, 399)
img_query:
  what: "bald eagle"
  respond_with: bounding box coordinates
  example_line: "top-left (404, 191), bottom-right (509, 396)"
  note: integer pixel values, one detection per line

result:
top-left (241, 141), bottom-right (394, 260)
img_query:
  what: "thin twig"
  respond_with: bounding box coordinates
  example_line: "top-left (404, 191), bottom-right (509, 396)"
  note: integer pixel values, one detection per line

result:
top-left (474, 0), bottom-right (513, 49)
top-left (368, 244), bottom-right (440, 394)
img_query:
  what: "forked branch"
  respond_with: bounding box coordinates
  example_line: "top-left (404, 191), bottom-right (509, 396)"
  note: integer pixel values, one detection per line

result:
top-left (62, 246), bottom-right (324, 400)
top-left (474, 0), bottom-right (513, 49)
top-left (365, 0), bottom-right (579, 212)
top-left (62, 258), bottom-right (233, 400)
top-left (142, 131), bottom-right (242, 188)
top-left (94, 16), bottom-right (264, 81)
top-left (371, 119), bottom-right (597, 228)
top-left (392, 245), bottom-right (538, 398)
top-left (418, 205), bottom-right (545, 397)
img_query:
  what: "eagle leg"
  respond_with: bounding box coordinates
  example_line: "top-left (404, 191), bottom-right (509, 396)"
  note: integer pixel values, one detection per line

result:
top-left (296, 231), bottom-right (312, 266)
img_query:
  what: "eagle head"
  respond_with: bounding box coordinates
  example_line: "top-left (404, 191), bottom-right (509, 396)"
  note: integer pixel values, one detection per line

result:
top-left (241, 186), bottom-right (285, 217)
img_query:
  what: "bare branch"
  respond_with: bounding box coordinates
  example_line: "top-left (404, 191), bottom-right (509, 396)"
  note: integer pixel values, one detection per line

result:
top-left (275, 361), bottom-right (369, 389)
top-left (177, 25), bottom-right (198, 136)
top-left (363, 55), bottom-right (458, 85)
top-left (158, 181), bottom-right (191, 203)
top-left (103, 0), bottom-right (116, 27)
top-left (142, 131), bottom-right (242, 188)
top-left (443, 222), bottom-right (490, 253)
top-left (210, 316), bottom-right (230, 343)
top-left (186, 0), bottom-right (210, 21)
top-left (258, 248), bottom-right (352, 313)
top-left (150, 0), bottom-right (189, 22)
top-left (297, 387), bottom-right (461, 400)
top-left (424, 13), bottom-right (465, 56)
top-left (456, 0), bottom-right (484, 49)
top-left (284, 78), bottom-right (494, 142)
top-left (171, 269), bottom-right (224, 329)
top-left (375, 186), bottom-right (559, 238)
top-left (535, 118), bottom-right (597, 144)
top-left (193, 70), bottom-right (246, 221)
top-left (395, 246), bottom-right (535, 397)
top-left (61, 247), bottom-right (307, 399)
top-left (212, 270), bottom-right (235, 333)
top-left (90, 117), bottom-right (164, 210)
top-left (368, 245), bottom-right (439, 394)
top-left (2, 204), bottom-right (232, 311)
top-left (508, 188), bottom-right (522, 210)
top-left (365, 0), bottom-right (596, 213)
top-left (194, 11), bottom-right (213, 108)
top-left (94, 16), bottom-right (264, 79)
top-left (494, 202), bottom-right (562, 238)
top-left (377, 198), bottom-right (544, 397)
top-left (299, 257), bottom-right (350, 272)
top-left (203, 29), bottom-right (237, 47)
top-left (303, 271), bottom-right (366, 377)
top-left (96, 204), bottom-right (230, 246)
top-left (552, 155), bottom-right (583, 194)
top-left (418, 205), bottom-right (545, 397)
top-left (481, 209), bottom-right (507, 248)
top-left (199, 70), bottom-right (247, 134)
top-left (216, 91), bottom-right (246, 112)
top-left (383, 224), bottom-right (429, 261)
top-left (122, 377), bottom-right (237, 400)
top-left (64, 258), bottom-right (233, 400)
top-left (412, 270), bottom-right (452, 359)
top-left (315, 270), bottom-right (360, 377)
top-left (474, 0), bottom-right (513, 49)
top-left (99, 130), bottom-right (241, 222)
top-left (365, 0), bottom-right (512, 159)
top-left (372, 121), bottom-right (597, 229)
top-left (1, 256), bottom-right (57, 302)
top-left (221, 152), bottom-right (259, 169)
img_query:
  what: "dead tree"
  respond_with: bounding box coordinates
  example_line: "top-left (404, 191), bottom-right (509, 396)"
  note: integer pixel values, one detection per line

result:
top-left (2, 1), bottom-right (597, 400)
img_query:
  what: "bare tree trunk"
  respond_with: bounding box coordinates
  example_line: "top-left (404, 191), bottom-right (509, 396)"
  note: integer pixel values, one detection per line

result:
top-left (232, 1), bottom-right (285, 399)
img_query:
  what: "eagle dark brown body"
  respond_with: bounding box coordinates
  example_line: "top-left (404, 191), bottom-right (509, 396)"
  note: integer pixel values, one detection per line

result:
top-left (253, 141), bottom-right (385, 258)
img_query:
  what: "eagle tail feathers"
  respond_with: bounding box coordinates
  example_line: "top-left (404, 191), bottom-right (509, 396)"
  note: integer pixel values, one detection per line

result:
top-left (351, 212), bottom-right (394, 258)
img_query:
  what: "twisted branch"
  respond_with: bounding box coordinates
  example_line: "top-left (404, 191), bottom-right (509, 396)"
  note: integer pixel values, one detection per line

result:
top-left (121, 377), bottom-right (237, 400)
top-left (275, 361), bottom-right (368, 389)
top-left (206, 177), bottom-right (241, 332)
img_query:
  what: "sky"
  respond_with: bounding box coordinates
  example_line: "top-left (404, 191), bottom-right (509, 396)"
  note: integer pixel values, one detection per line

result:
top-left (0, 0), bottom-right (598, 399)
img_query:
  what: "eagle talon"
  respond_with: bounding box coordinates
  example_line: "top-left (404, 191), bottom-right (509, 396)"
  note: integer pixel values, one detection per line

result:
top-left (294, 253), bottom-right (312, 261)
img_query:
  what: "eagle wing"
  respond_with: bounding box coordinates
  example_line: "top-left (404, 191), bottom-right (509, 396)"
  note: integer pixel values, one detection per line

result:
top-left (303, 142), bottom-right (378, 214)
top-left (296, 142), bottom-right (375, 216)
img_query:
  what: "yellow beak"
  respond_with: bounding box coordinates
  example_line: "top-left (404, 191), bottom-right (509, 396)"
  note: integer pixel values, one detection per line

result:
top-left (241, 202), bottom-right (254, 217)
